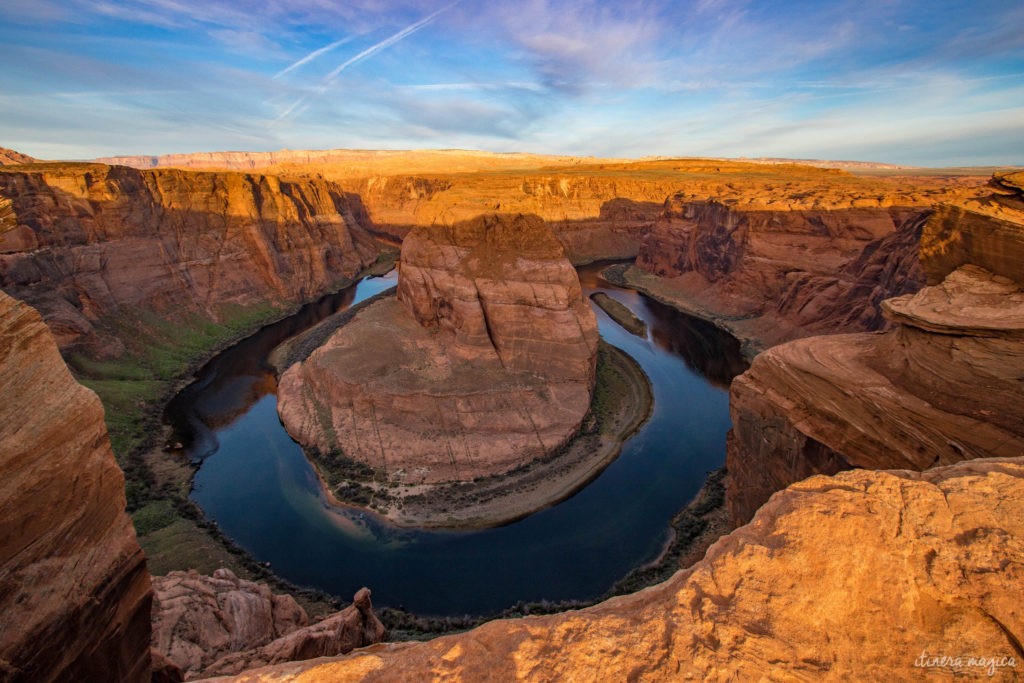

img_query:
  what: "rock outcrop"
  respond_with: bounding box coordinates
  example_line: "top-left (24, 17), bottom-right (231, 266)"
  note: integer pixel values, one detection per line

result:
top-left (0, 147), bottom-right (36, 165)
top-left (0, 163), bottom-right (380, 356)
top-left (277, 213), bottom-right (599, 485)
top-left (208, 457), bottom-right (1024, 682)
top-left (152, 569), bottom-right (384, 680)
top-left (634, 192), bottom-right (937, 348)
top-left (726, 181), bottom-right (1024, 524)
top-left (0, 289), bottom-right (151, 682)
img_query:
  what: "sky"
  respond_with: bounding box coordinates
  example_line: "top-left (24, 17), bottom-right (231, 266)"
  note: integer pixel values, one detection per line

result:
top-left (1, 0), bottom-right (1022, 166)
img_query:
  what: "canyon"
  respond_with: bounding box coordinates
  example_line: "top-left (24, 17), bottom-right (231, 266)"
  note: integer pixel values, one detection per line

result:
top-left (277, 212), bottom-right (599, 495)
top-left (726, 173), bottom-right (1024, 524)
top-left (0, 164), bottom-right (380, 357)
top-left (0, 147), bottom-right (1019, 681)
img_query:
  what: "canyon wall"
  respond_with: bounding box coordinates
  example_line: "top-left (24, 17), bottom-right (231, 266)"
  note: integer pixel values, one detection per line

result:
top-left (212, 456), bottom-right (1024, 682)
top-left (0, 163), bottom-right (380, 357)
top-left (0, 290), bottom-right (151, 682)
top-left (726, 179), bottom-right (1024, 524)
top-left (277, 213), bottom-right (599, 485)
top-left (634, 192), bottom-right (937, 348)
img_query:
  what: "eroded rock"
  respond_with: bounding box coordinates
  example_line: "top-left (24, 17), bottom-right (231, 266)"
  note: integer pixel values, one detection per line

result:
top-left (202, 457), bottom-right (1024, 682)
top-left (726, 184), bottom-right (1024, 524)
top-left (152, 569), bottom-right (384, 680)
top-left (0, 164), bottom-right (380, 356)
top-left (0, 290), bottom-right (151, 682)
top-left (277, 214), bottom-right (599, 485)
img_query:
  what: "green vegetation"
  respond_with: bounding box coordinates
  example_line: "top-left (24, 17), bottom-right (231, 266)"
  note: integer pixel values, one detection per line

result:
top-left (73, 302), bottom-right (281, 462)
top-left (71, 302), bottom-right (282, 512)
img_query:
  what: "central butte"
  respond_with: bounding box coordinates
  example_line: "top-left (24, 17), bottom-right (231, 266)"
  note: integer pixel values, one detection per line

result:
top-left (277, 213), bottom-right (599, 484)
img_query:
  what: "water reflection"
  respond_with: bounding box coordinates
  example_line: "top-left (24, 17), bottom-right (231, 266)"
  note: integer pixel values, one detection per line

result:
top-left (175, 262), bottom-right (748, 616)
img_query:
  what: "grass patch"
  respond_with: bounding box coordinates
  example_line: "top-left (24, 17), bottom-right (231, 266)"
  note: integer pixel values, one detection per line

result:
top-left (131, 499), bottom-right (179, 536)
top-left (70, 301), bottom-right (285, 508)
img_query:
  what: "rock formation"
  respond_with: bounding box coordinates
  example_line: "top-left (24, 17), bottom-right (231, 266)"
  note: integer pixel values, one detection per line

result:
top-left (0, 289), bottom-right (151, 682)
top-left (151, 569), bottom-right (384, 680)
top-left (0, 147), bottom-right (37, 165)
top-left (633, 192), bottom-right (941, 349)
top-left (726, 179), bottom-right (1024, 524)
top-left (206, 457), bottom-right (1024, 682)
top-left (277, 213), bottom-right (599, 485)
top-left (0, 163), bottom-right (380, 356)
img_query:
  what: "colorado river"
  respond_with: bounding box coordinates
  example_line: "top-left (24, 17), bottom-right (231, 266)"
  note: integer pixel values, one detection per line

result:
top-left (167, 263), bottom-right (747, 616)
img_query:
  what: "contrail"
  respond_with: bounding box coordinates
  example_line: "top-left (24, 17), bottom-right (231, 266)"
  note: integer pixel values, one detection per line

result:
top-left (274, 1), bottom-right (459, 124)
top-left (323, 1), bottom-right (458, 84)
top-left (274, 35), bottom-right (357, 79)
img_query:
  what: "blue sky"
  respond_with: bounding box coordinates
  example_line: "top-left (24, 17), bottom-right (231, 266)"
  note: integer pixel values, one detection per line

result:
top-left (1, 0), bottom-right (1022, 165)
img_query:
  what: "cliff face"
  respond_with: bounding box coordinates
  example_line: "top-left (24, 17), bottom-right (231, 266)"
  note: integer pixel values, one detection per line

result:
top-left (726, 183), bottom-right (1024, 524)
top-left (635, 192), bottom-right (931, 346)
top-left (152, 569), bottom-right (384, 680)
top-left (0, 164), bottom-right (379, 356)
top-left (210, 457), bottom-right (1024, 682)
top-left (0, 290), bottom-right (151, 682)
top-left (277, 213), bottom-right (599, 485)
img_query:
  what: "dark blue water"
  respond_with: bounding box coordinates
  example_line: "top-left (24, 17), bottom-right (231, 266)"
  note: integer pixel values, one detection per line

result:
top-left (172, 264), bottom-right (746, 616)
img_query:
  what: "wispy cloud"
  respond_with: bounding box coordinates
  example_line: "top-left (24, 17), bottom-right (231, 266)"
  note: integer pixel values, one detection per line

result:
top-left (323, 2), bottom-right (458, 83)
top-left (275, 35), bottom-right (357, 78)
top-left (275, 1), bottom-right (458, 123)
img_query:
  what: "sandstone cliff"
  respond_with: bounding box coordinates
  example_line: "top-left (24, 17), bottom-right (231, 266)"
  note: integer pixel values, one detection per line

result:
top-left (633, 191), bottom-right (940, 350)
top-left (0, 163), bottom-right (380, 356)
top-left (726, 181), bottom-right (1024, 524)
top-left (277, 213), bottom-right (599, 486)
top-left (208, 456), bottom-right (1024, 682)
top-left (152, 569), bottom-right (384, 680)
top-left (0, 290), bottom-right (151, 682)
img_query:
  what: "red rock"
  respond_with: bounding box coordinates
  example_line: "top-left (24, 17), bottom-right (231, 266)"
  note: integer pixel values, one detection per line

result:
top-left (635, 192), bottom-right (932, 346)
top-left (0, 164), bottom-right (380, 355)
top-left (151, 569), bottom-right (384, 680)
top-left (0, 290), bottom-right (151, 682)
top-left (202, 457), bottom-right (1024, 682)
top-left (726, 185), bottom-right (1024, 524)
top-left (277, 214), bottom-right (598, 485)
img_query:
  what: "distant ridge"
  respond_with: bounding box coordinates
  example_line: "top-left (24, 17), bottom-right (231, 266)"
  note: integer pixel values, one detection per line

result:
top-left (724, 157), bottom-right (911, 170)
top-left (92, 148), bottom-right (619, 174)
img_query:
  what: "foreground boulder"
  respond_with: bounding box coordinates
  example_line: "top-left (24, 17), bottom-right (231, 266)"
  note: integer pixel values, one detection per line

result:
top-left (277, 213), bottom-right (598, 484)
top-left (205, 457), bottom-right (1024, 681)
top-left (152, 569), bottom-right (385, 680)
top-left (0, 290), bottom-right (151, 682)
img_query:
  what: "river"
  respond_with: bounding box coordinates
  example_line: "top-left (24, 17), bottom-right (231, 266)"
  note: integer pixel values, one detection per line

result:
top-left (166, 262), bottom-right (747, 616)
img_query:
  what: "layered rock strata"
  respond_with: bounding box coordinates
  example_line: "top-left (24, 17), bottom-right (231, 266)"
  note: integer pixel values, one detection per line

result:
top-left (634, 192), bottom-right (935, 348)
top-left (210, 457), bottom-right (1024, 682)
top-left (277, 213), bottom-right (598, 484)
top-left (0, 163), bottom-right (379, 356)
top-left (726, 185), bottom-right (1024, 524)
top-left (0, 290), bottom-right (151, 682)
top-left (152, 569), bottom-right (384, 680)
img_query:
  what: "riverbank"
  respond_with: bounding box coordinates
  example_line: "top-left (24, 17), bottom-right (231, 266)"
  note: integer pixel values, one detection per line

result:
top-left (303, 339), bottom-right (653, 529)
top-left (601, 263), bottom-right (771, 361)
top-left (590, 292), bottom-right (647, 337)
top-left (111, 252), bottom-right (397, 616)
